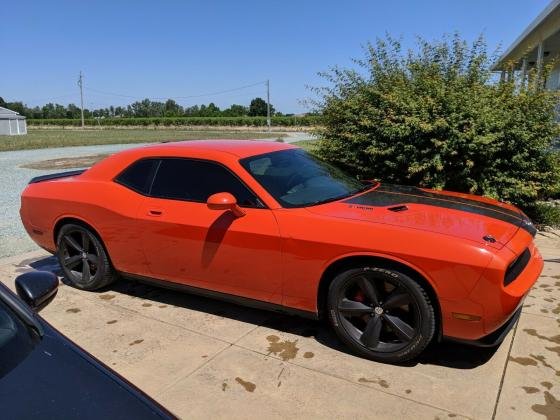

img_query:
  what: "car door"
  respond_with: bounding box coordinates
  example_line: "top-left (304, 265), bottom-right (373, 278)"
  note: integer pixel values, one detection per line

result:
top-left (138, 157), bottom-right (283, 304)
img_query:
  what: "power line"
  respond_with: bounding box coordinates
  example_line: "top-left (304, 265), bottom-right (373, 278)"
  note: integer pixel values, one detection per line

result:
top-left (84, 81), bottom-right (267, 101)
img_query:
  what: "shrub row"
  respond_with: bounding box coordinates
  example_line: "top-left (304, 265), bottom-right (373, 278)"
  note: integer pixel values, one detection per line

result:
top-left (28, 116), bottom-right (321, 127)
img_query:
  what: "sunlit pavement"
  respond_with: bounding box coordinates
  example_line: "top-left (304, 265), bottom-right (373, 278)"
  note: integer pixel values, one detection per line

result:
top-left (0, 231), bottom-right (558, 419)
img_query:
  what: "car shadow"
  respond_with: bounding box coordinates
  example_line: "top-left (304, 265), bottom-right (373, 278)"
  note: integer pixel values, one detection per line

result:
top-left (25, 255), bottom-right (499, 370)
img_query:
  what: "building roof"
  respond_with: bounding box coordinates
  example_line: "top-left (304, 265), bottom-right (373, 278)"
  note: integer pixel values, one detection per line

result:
top-left (492, 0), bottom-right (560, 70)
top-left (0, 106), bottom-right (26, 119)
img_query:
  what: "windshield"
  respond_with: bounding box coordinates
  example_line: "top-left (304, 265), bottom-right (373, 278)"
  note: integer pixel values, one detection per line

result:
top-left (240, 149), bottom-right (369, 207)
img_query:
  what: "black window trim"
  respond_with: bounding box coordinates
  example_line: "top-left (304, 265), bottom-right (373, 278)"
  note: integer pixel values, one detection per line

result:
top-left (113, 156), bottom-right (268, 209)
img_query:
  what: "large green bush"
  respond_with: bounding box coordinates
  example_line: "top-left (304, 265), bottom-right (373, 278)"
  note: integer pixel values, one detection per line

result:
top-left (314, 34), bottom-right (560, 216)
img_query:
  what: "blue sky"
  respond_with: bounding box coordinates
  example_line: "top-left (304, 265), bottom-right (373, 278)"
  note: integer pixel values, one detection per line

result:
top-left (0, 0), bottom-right (551, 113)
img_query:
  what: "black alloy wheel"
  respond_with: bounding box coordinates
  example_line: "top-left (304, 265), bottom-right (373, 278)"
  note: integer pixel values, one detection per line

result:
top-left (57, 224), bottom-right (117, 290)
top-left (328, 266), bottom-right (435, 363)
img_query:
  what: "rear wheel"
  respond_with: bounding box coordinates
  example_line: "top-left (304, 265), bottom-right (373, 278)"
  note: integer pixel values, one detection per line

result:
top-left (56, 223), bottom-right (117, 290)
top-left (327, 266), bottom-right (435, 363)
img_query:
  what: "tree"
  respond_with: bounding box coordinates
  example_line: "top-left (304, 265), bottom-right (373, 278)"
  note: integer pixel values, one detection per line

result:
top-left (222, 104), bottom-right (248, 117)
top-left (248, 97), bottom-right (275, 116)
top-left (314, 34), bottom-right (560, 215)
top-left (164, 99), bottom-right (182, 116)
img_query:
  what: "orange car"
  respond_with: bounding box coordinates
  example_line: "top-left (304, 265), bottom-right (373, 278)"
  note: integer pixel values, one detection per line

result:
top-left (20, 141), bottom-right (543, 363)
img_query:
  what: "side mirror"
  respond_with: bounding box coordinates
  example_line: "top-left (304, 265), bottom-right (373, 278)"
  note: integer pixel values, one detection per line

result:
top-left (207, 192), bottom-right (245, 217)
top-left (15, 271), bottom-right (59, 312)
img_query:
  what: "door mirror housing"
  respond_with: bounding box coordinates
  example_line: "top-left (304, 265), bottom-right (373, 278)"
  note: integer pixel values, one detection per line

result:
top-left (15, 271), bottom-right (59, 312)
top-left (207, 192), bottom-right (245, 217)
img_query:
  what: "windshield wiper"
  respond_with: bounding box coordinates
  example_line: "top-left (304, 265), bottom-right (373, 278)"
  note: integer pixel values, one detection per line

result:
top-left (308, 184), bottom-right (373, 207)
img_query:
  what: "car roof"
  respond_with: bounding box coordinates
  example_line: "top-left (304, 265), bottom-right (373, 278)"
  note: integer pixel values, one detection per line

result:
top-left (140, 139), bottom-right (297, 158)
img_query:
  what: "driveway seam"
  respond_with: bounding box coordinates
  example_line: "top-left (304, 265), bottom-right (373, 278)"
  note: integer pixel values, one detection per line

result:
top-left (232, 342), bottom-right (472, 419)
top-left (491, 318), bottom-right (519, 420)
top-left (153, 323), bottom-right (265, 398)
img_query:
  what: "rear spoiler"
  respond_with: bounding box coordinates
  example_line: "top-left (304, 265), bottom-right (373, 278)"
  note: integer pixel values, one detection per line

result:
top-left (29, 169), bottom-right (86, 184)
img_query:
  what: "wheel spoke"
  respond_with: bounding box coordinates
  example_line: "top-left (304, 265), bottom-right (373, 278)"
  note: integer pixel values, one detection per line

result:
top-left (338, 298), bottom-right (372, 316)
top-left (64, 235), bottom-right (82, 252)
top-left (383, 289), bottom-right (411, 309)
top-left (86, 253), bottom-right (98, 265)
top-left (383, 314), bottom-right (415, 342)
top-left (81, 232), bottom-right (90, 253)
top-left (360, 314), bottom-right (382, 348)
top-left (64, 255), bottom-right (82, 269)
top-left (357, 276), bottom-right (379, 306)
top-left (82, 259), bottom-right (91, 283)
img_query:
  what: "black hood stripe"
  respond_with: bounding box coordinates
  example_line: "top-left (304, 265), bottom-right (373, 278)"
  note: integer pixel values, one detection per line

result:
top-left (344, 184), bottom-right (537, 237)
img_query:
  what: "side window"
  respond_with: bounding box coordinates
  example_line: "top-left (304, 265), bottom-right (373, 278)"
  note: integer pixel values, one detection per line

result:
top-left (150, 158), bottom-right (262, 207)
top-left (115, 158), bottom-right (159, 194)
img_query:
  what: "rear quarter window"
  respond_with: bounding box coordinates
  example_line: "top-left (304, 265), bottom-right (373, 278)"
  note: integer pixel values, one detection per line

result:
top-left (114, 159), bottom-right (159, 194)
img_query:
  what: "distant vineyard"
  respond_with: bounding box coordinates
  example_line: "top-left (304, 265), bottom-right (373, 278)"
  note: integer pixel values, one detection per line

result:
top-left (28, 116), bottom-right (321, 127)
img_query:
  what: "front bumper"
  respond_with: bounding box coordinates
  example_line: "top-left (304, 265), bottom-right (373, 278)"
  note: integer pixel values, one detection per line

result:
top-left (444, 306), bottom-right (522, 347)
top-left (440, 228), bottom-right (543, 342)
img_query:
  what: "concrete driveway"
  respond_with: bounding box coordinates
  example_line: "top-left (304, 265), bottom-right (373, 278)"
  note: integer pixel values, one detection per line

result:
top-left (0, 232), bottom-right (559, 420)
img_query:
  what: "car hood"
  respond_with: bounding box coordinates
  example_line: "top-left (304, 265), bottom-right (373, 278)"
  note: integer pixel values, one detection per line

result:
top-left (306, 183), bottom-right (536, 249)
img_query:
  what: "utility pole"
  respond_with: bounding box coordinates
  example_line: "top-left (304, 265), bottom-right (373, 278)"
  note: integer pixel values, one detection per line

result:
top-left (266, 79), bottom-right (271, 131)
top-left (78, 71), bottom-right (85, 128)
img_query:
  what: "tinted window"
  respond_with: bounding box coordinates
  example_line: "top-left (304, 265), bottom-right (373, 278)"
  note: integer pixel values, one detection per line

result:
top-left (115, 159), bottom-right (159, 194)
top-left (151, 158), bottom-right (262, 207)
top-left (240, 149), bottom-right (368, 207)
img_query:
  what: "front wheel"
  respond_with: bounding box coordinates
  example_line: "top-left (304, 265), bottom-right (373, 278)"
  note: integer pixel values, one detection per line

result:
top-left (56, 223), bottom-right (117, 291)
top-left (327, 266), bottom-right (435, 363)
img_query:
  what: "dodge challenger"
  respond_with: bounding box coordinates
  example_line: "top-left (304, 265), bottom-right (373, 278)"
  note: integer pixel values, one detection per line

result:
top-left (20, 140), bottom-right (543, 363)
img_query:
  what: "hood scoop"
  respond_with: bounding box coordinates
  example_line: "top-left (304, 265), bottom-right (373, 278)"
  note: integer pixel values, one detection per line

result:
top-left (388, 205), bottom-right (409, 212)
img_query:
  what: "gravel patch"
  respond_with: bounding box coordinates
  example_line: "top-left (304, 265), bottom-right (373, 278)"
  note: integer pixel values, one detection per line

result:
top-left (0, 143), bottom-right (148, 258)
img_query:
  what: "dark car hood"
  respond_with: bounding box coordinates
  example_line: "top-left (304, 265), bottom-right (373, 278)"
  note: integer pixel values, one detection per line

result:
top-left (0, 323), bottom-right (172, 419)
top-left (306, 183), bottom-right (536, 249)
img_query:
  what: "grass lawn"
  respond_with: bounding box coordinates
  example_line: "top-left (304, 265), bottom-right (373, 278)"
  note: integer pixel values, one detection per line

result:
top-left (0, 128), bottom-right (286, 151)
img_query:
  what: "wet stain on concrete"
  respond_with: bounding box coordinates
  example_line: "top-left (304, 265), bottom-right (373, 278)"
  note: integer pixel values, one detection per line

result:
top-left (129, 339), bottom-right (144, 346)
top-left (532, 391), bottom-right (560, 420)
top-left (524, 329), bottom-right (560, 344)
top-left (508, 356), bottom-right (538, 366)
top-left (546, 346), bottom-right (560, 357)
top-left (553, 304), bottom-right (560, 315)
top-left (266, 335), bottom-right (299, 361)
top-left (542, 309), bottom-right (550, 314)
top-left (540, 284), bottom-right (551, 288)
top-left (235, 377), bottom-right (256, 392)
top-left (303, 352), bottom-right (314, 359)
top-left (99, 294), bottom-right (115, 300)
top-left (106, 320), bottom-right (117, 324)
top-left (541, 381), bottom-right (553, 390)
top-left (159, 305), bottom-right (167, 308)
top-left (66, 308), bottom-right (80, 313)
top-left (358, 377), bottom-right (389, 388)
top-left (222, 381), bottom-right (228, 392)
top-left (522, 386), bottom-right (540, 394)
top-left (448, 414), bottom-right (457, 418)
top-left (405, 389), bottom-right (412, 394)
top-left (530, 354), bottom-right (560, 376)
top-left (142, 303), bottom-right (152, 307)
top-left (545, 298), bottom-right (554, 303)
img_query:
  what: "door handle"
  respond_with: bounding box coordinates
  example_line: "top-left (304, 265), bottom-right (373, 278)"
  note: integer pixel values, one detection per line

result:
top-left (148, 209), bottom-right (163, 216)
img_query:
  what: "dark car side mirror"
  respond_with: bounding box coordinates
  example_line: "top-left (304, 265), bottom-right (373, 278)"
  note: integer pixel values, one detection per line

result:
top-left (15, 271), bottom-right (59, 312)
top-left (207, 192), bottom-right (245, 217)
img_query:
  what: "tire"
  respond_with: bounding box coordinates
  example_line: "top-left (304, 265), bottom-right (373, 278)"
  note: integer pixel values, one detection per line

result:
top-left (327, 266), bottom-right (435, 363)
top-left (56, 223), bottom-right (117, 291)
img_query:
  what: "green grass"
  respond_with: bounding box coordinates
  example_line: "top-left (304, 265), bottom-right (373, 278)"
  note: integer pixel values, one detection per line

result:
top-left (0, 128), bottom-right (286, 151)
top-left (292, 139), bottom-right (319, 153)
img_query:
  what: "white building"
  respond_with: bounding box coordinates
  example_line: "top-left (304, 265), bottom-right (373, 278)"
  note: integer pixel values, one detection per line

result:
top-left (0, 106), bottom-right (27, 135)
top-left (492, 0), bottom-right (560, 91)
